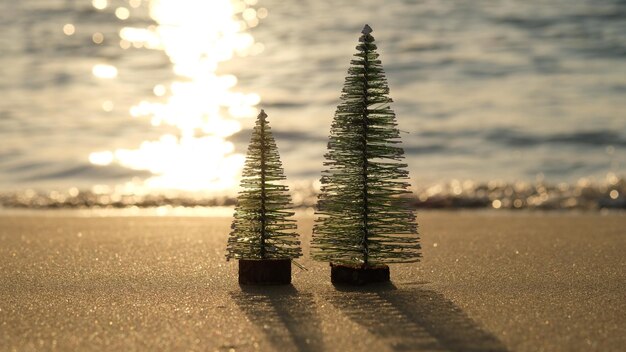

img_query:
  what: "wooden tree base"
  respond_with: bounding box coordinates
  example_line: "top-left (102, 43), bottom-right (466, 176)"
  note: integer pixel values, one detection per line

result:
top-left (330, 263), bottom-right (390, 285)
top-left (238, 259), bottom-right (291, 285)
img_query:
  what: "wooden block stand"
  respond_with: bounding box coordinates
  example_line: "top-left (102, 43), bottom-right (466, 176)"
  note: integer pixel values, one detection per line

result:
top-left (330, 263), bottom-right (390, 285)
top-left (238, 259), bottom-right (291, 285)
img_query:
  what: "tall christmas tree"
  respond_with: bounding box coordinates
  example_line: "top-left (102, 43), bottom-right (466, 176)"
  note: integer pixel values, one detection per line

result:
top-left (227, 110), bottom-right (301, 284)
top-left (312, 25), bottom-right (421, 283)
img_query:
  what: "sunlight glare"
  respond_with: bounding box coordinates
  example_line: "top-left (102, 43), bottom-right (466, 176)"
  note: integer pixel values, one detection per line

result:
top-left (113, 135), bottom-right (245, 191)
top-left (92, 64), bottom-right (118, 78)
top-left (89, 151), bottom-right (114, 166)
top-left (91, 0), bottom-right (263, 192)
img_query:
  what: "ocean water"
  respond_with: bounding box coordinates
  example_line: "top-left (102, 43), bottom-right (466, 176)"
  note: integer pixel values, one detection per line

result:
top-left (0, 0), bottom-right (625, 209)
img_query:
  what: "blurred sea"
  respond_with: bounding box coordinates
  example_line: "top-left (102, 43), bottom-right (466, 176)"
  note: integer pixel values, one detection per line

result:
top-left (0, 0), bottom-right (625, 210)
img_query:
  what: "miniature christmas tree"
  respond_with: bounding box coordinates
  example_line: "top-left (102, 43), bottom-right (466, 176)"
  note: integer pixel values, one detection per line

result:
top-left (311, 24), bottom-right (421, 284)
top-left (227, 109), bottom-right (301, 285)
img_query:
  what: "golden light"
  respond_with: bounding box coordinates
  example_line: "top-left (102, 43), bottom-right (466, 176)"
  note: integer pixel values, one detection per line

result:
top-left (91, 0), bottom-right (263, 192)
top-left (92, 64), bottom-right (118, 78)
top-left (153, 84), bottom-right (166, 96)
top-left (63, 24), bottom-right (75, 36)
top-left (115, 7), bottom-right (130, 20)
top-left (242, 8), bottom-right (256, 21)
top-left (92, 0), bottom-right (108, 10)
top-left (112, 135), bottom-right (246, 191)
top-left (119, 27), bottom-right (159, 48)
top-left (89, 151), bottom-right (114, 166)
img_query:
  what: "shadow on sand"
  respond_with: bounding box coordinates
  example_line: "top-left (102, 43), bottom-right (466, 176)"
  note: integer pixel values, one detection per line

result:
top-left (231, 285), bottom-right (323, 352)
top-left (327, 283), bottom-right (508, 352)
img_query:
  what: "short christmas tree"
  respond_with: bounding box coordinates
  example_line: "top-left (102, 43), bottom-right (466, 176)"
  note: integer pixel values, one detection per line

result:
top-left (311, 24), bottom-right (421, 284)
top-left (227, 109), bottom-right (301, 285)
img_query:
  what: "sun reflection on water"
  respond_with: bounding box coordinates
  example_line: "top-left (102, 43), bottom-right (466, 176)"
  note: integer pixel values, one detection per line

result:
top-left (89, 0), bottom-right (264, 192)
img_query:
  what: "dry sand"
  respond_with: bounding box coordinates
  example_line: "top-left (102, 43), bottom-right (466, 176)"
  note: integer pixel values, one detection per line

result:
top-left (0, 211), bottom-right (624, 351)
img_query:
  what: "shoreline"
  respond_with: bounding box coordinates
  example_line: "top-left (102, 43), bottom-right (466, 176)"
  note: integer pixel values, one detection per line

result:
top-left (2, 174), bottom-right (625, 212)
top-left (1, 206), bottom-right (625, 218)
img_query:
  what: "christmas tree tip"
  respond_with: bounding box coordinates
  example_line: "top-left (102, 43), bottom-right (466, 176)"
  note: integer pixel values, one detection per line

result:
top-left (362, 24), bottom-right (373, 35)
top-left (259, 109), bottom-right (267, 117)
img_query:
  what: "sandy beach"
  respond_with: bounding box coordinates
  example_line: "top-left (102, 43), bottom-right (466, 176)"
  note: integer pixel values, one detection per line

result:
top-left (0, 211), bottom-right (624, 351)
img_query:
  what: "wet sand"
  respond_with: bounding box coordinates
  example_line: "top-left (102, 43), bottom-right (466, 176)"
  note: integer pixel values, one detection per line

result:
top-left (0, 211), bottom-right (624, 351)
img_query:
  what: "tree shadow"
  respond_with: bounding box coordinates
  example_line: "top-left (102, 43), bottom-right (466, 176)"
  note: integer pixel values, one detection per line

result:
top-left (327, 283), bottom-right (508, 352)
top-left (231, 285), bottom-right (323, 352)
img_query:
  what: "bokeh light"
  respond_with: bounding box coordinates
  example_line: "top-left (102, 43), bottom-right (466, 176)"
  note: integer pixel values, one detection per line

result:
top-left (62, 23), bottom-right (75, 36)
top-left (92, 0), bottom-right (108, 10)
